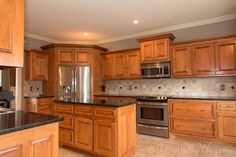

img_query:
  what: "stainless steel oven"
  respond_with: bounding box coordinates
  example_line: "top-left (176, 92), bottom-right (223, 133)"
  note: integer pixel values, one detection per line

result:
top-left (141, 62), bottom-right (171, 79)
top-left (137, 96), bottom-right (169, 137)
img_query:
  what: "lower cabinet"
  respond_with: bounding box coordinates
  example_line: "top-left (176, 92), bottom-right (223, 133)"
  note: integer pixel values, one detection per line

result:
top-left (169, 99), bottom-right (236, 144)
top-left (0, 123), bottom-right (58, 157)
top-left (94, 119), bottom-right (116, 157)
top-left (75, 117), bottom-right (93, 151)
top-left (56, 103), bottom-right (136, 157)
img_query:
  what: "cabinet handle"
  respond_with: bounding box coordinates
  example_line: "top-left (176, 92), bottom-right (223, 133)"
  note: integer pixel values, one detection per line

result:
top-left (0, 147), bottom-right (17, 155)
top-left (225, 105), bottom-right (233, 108)
top-left (201, 128), bottom-right (207, 131)
top-left (32, 137), bottom-right (50, 144)
top-left (200, 110), bottom-right (206, 112)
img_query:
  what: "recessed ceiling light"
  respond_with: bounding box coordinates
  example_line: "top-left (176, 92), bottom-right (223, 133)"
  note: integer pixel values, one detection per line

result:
top-left (83, 32), bottom-right (88, 36)
top-left (133, 20), bottom-right (139, 24)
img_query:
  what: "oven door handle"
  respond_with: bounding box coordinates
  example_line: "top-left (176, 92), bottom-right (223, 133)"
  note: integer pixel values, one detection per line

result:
top-left (137, 124), bottom-right (168, 130)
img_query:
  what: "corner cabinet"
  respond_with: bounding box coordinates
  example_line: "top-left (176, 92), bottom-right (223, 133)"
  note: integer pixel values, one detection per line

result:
top-left (102, 49), bottom-right (140, 80)
top-left (25, 50), bottom-right (49, 81)
top-left (0, 0), bottom-right (24, 67)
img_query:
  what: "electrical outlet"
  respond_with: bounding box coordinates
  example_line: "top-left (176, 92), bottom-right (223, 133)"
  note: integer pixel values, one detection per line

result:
top-left (220, 84), bottom-right (225, 91)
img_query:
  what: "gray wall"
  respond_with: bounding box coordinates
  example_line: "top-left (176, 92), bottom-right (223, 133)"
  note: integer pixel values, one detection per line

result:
top-left (98, 19), bottom-right (236, 51)
top-left (24, 19), bottom-right (236, 51)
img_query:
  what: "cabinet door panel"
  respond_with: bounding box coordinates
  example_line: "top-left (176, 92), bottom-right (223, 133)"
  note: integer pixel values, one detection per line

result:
top-left (58, 48), bottom-right (74, 65)
top-left (59, 128), bottom-right (74, 146)
top-left (170, 118), bottom-right (215, 138)
top-left (102, 55), bottom-right (114, 79)
top-left (126, 51), bottom-right (140, 78)
top-left (75, 117), bottom-right (93, 151)
top-left (218, 112), bottom-right (236, 143)
top-left (215, 39), bottom-right (236, 75)
top-left (192, 42), bottom-right (215, 76)
top-left (172, 46), bottom-right (192, 77)
top-left (0, 146), bottom-right (22, 157)
top-left (0, 0), bottom-right (24, 67)
top-left (153, 39), bottom-right (169, 61)
top-left (32, 52), bottom-right (48, 80)
top-left (140, 41), bottom-right (154, 63)
top-left (114, 54), bottom-right (126, 78)
top-left (74, 49), bottom-right (90, 65)
top-left (94, 120), bottom-right (116, 157)
top-left (32, 136), bottom-right (52, 157)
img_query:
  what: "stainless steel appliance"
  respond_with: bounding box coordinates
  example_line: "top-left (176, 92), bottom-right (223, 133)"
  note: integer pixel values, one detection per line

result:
top-left (141, 62), bottom-right (171, 79)
top-left (137, 96), bottom-right (169, 137)
top-left (58, 66), bottom-right (91, 100)
top-left (0, 99), bottom-right (10, 108)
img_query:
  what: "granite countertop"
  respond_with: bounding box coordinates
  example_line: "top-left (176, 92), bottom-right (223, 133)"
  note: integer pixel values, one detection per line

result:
top-left (95, 94), bottom-right (236, 101)
top-left (0, 111), bottom-right (63, 135)
top-left (169, 96), bottom-right (236, 101)
top-left (94, 94), bottom-right (138, 98)
top-left (24, 95), bottom-right (54, 99)
top-left (54, 99), bottom-right (137, 107)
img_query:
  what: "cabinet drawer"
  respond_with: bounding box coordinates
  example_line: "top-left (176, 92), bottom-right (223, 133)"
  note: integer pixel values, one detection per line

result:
top-left (57, 113), bottom-right (74, 129)
top-left (75, 106), bottom-right (92, 117)
top-left (169, 100), bottom-right (215, 119)
top-left (94, 107), bottom-right (116, 119)
top-left (59, 128), bottom-right (74, 146)
top-left (55, 104), bottom-right (74, 114)
top-left (170, 118), bottom-right (216, 138)
top-left (38, 98), bottom-right (53, 104)
top-left (217, 101), bottom-right (236, 111)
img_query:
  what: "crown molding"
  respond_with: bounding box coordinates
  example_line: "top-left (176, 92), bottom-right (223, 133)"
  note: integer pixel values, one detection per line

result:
top-left (95, 13), bottom-right (236, 44)
top-left (25, 13), bottom-right (236, 45)
top-left (24, 32), bottom-right (94, 45)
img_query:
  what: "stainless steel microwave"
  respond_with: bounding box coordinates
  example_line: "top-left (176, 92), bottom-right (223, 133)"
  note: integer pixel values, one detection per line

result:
top-left (141, 62), bottom-right (171, 79)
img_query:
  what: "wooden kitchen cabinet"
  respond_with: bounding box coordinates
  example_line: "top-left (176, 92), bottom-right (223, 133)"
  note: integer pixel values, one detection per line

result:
top-left (58, 48), bottom-right (74, 65)
top-left (172, 45), bottom-right (192, 77)
top-left (25, 50), bottom-right (49, 81)
top-left (217, 101), bottom-right (236, 143)
top-left (0, 0), bottom-right (24, 67)
top-left (94, 119), bottom-right (116, 157)
top-left (25, 97), bottom-right (54, 115)
top-left (139, 34), bottom-right (175, 63)
top-left (74, 48), bottom-right (90, 65)
top-left (102, 49), bottom-right (140, 80)
top-left (215, 38), bottom-right (236, 76)
top-left (0, 123), bottom-right (59, 157)
top-left (192, 42), bottom-right (215, 76)
top-left (114, 54), bottom-right (126, 78)
top-left (102, 54), bottom-right (114, 79)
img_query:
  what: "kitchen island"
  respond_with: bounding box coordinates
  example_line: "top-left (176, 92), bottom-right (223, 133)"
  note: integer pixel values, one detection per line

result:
top-left (54, 99), bottom-right (137, 157)
top-left (0, 111), bottom-right (63, 157)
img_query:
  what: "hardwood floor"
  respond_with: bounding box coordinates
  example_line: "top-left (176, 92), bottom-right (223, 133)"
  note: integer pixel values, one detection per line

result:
top-left (59, 134), bottom-right (236, 157)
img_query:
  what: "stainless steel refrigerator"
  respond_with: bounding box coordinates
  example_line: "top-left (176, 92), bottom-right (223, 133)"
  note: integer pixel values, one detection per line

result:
top-left (58, 66), bottom-right (91, 100)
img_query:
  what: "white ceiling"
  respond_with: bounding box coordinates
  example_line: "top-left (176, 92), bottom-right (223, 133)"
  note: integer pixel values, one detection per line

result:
top-left (25, 0), bottom-right (236, 44)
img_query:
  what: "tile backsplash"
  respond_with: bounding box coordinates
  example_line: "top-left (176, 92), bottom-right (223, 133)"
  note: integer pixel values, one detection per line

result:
top-left (24, 81), bottom-right (42, 97)
top-left (105, 77), bottom-right (236, 97)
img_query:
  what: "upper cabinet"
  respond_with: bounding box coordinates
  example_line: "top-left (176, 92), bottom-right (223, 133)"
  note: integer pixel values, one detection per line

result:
top-left (0, 0), bottom-right (24, 67)
top-left (102, 49), bottom-right (140, 80)
top-left (138, 34), bottom-right (175, 63)
top-left (215, 39), bottom-right (236, 76)
top-left (172, 45), bottom-right (192, 77)
top-left (25, 50), bottom-right (49, 81)
top-left (57, 48), bottom-right (90, 66)
top-left (171, 36), bottom-right (236, 78)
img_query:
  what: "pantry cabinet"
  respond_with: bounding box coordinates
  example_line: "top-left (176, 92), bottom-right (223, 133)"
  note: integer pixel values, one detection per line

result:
top-left (25, 50), bottom-right (49, 81)
top-left (102, 49), bottom-right (140, 80)
top-left (0, 0), bottom-right (24, 67)
top-left (139, 34), bottom-right (175, 63)
top-left (172, 45), bottom-right (192, 77)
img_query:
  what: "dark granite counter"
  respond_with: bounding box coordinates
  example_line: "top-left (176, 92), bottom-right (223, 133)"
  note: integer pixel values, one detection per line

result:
top-left (0, 111), bottom-right (63, 135)
top-left (24, 95), bottom-right (54, 99)
top-left (169, 96), bottom-right (236, 101)
top-left (94, 94), bottom-right (138, 98)
top-left (54, 99), bottom-right (137, 107)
